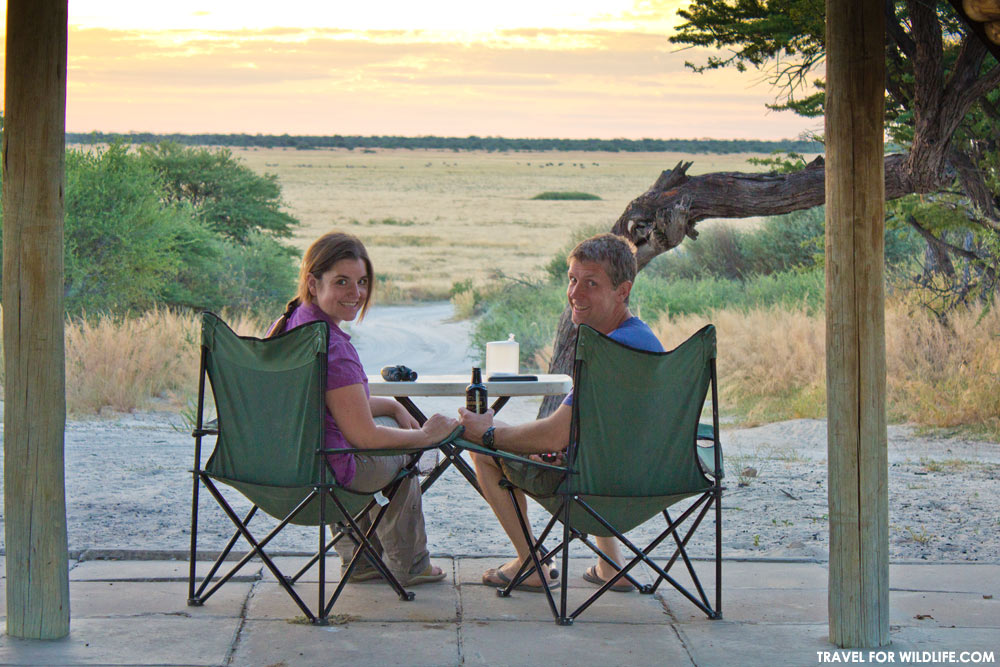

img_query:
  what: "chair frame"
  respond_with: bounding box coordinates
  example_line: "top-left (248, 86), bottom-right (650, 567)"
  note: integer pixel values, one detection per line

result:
top-left (186, 316), bottom-right (434, 625)
top-left (493, 332), bottom-right (725, 625)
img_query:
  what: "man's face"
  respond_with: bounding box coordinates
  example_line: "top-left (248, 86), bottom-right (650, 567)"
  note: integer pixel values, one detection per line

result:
top-left (566, 258), bottom-right (631, 333)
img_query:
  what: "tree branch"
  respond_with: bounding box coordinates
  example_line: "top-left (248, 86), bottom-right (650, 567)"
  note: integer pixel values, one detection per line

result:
top-left (538, 152), bottom-right (915, 416)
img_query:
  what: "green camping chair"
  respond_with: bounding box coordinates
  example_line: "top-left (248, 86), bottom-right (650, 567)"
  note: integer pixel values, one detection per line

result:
top-left (187, 312), bottom-right (460, 624)
top-left (457, 323), bottom-right (724, 625)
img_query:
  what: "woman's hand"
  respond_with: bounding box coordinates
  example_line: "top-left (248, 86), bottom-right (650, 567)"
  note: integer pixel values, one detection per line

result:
top-left (394, 403), bottom-right (420, 430)
top-left (420, 413), bottom-right (459, 444)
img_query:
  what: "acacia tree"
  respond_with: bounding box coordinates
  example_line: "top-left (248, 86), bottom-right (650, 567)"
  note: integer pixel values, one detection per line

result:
top-left (540, 0), bottom-right (1000, 415)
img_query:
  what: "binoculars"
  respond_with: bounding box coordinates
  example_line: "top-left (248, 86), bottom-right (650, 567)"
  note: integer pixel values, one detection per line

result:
top-left (380, 364), bottom-right (418, 382)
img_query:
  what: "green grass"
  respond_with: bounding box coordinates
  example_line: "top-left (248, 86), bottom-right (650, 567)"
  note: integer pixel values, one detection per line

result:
top-left (531, 191), bottom-right (602, 200)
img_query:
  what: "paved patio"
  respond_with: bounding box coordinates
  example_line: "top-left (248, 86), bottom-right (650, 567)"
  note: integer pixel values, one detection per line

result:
top-left (0, 555), bottom-right (996, 666)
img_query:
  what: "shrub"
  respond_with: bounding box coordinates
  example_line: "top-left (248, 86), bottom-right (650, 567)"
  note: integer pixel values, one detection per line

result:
top-left (62, 144), bottom-right (188, 313)
top-left (531, 191), bottom-right (602, 200)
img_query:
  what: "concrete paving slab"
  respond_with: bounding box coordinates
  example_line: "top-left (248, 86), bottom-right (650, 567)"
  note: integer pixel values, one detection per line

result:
top-left (455, 556), bottom-right (653, 588)
top-left (888, 626), bottom-right (1000, 652)
top-left (70, 558), bottom-right (261, 582)
top-left (676, 621), bottom-right (833, 667)
top-left (663, 559), bottom-right (827, 591)
top-left (661, 585), bottom-right (827, 623)
top-left (890, 590), bottom-right (1000, 628)
top-left (259, 555), bottom-right (343, 583)
top-left (70, 580), bottom-right (250, 618)
top-left (461, 620), bottom-right (694, 666)
top-left (460, 581), bottom-right (668, 624)
top-left (0, 616), bottom-right (237, 666)
top-left (233, 619), bottom-right (459, 667)
top-left (246, 581), bottom-right (458, 622)
top-left (890, 563), bottom-right (1000, 596)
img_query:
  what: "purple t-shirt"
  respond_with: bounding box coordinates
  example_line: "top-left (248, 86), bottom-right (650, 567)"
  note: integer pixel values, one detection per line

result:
top-left (562, 317), bottom-right (663, 407)
top-left (285, 302), bottom-right (367, 485)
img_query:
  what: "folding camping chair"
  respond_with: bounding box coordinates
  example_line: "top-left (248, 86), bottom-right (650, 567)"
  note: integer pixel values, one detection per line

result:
top-left (187, 312), bottom-right (460, 624)
top-left (457, 323), bottom-right (724, 625)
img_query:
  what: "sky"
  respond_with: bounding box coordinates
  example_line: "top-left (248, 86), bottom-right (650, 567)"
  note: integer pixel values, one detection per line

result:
top-left (1, 1), bottom-right (821, 140)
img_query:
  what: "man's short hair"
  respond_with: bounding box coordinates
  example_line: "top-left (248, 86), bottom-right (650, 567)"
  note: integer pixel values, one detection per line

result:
top-left (568, 233), bottom-right (638, 287)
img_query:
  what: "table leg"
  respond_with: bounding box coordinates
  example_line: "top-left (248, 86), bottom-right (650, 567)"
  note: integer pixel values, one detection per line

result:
top-left (392, 397), bottom-right (484, 495)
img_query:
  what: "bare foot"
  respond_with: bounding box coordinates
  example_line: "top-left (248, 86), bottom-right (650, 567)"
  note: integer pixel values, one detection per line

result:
top-left (498, 557), bottom-right (555, 587)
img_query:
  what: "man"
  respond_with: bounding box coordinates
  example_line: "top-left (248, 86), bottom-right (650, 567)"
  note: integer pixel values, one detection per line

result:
top-left (459, 233), bottom-right (664, 592)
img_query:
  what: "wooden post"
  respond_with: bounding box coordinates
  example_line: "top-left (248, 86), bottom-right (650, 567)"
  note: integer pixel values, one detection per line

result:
top-left (2, 0), bottom-right (71, 639)
top-left (824, 0), bottom-right (889, 649)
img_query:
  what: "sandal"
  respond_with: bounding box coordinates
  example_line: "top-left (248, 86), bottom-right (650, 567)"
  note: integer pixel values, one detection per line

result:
top-left (481, 566), bottom-right (560, 593)
top-left (582, 564), bottom-right (635, 592)
top-left (402, 564), bottom-right (447, 586)
top-left (345, 567), bottom-right (383, 583)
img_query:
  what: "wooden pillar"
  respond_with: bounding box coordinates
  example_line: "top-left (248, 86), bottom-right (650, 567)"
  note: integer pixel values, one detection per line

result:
top-left (2, 0), bottom-right (71, 639)
top-left (824, 0), bottom-right (889, 649)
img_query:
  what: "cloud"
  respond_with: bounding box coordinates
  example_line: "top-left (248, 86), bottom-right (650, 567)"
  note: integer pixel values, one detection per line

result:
top-left (12, 24), bottom-right (819, 139)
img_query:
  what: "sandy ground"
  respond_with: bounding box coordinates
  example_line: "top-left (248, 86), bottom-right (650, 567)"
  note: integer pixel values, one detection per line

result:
top-left (1, 303), bottom-right (997, 564)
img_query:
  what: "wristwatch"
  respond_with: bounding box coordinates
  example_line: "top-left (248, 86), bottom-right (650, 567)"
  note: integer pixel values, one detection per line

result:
top-left (482, 426), bottom-right (497, 451)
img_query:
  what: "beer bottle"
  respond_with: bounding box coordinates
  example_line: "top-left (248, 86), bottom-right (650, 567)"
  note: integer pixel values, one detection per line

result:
top-left (466, 367), bottom-right (488, 414)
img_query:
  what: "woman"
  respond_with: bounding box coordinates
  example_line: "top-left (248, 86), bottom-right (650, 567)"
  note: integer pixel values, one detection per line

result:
top-left (280, 231), bottom-right (455, 586)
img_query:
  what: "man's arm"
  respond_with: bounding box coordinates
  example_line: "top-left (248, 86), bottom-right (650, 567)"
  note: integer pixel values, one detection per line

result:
top-left (458, 404), bottom-right (572, 455)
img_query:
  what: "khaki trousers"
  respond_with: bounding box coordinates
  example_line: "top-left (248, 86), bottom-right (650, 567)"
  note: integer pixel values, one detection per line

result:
top-left (334, 423), bottom-right (430, 579)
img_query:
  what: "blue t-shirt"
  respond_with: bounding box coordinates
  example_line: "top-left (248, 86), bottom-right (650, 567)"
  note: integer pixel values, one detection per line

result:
top-left (561, 316), bottom-right (663, 406)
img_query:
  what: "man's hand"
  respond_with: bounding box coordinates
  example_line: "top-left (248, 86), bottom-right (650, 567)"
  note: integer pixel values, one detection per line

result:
top-left (457, 407), bottom-right (494, 445)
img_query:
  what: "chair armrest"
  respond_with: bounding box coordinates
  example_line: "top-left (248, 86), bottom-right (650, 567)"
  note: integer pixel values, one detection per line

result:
top-left (451, 439), bottom-right (572, 473)
top-left (192, 417), bottom-right (219, 437)
top-left (319, 425), bottom-right (466, 457)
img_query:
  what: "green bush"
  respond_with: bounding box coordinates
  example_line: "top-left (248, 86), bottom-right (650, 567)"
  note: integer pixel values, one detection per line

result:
top-left (647, 206), bottom-right (922, 282)
top-left (139, 141), bottom-right (297, 243)
top-left (469, 280), bottom-right (565, 369)
top-left (531, 191), bottom-right (601, 200)
top-left (0, 141), bottom-right (300, 316)
top-left (63, 144), bottom-right (188, 313)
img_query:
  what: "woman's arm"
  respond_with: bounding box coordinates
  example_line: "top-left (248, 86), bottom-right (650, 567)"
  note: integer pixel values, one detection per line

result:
top-left (369, 395), bottom-right (419, 429)
top-left (329, 383), bottom-right (454, 449)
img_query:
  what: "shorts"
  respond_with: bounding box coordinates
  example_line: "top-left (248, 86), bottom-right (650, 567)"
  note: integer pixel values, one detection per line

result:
top-left (499, 458), bottom-right (565, 497)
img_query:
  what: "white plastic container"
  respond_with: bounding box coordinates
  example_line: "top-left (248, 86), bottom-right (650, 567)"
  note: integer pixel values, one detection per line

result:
top-left (485, 333), bottom-right (519, 377)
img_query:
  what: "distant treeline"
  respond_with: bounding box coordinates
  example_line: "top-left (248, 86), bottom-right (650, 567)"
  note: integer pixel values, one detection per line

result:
top-left (66, 132), bottom-right (821, 154)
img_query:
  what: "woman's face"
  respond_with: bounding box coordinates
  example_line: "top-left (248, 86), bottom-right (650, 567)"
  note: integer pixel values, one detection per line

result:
top-left (308, 258), bottom-right (369, 325)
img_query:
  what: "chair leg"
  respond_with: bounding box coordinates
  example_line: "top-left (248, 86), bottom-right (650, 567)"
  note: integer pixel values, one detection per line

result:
top-left (503, 485), bottom-right (561, 621)
top-left (193, 504), bottom-right (259, 602)
top-left (558, 496), bottom-right (572, 625)
top-left (188, 454), bottom-right (202, 606)
top-left (576, 533), bottom-right (647, 592)
top-left (571, 494), bottom-right (717, 620)
top-left (201, 477), bottom-right (318, 622)
top-left (321, 481), bottom-right (415, 618)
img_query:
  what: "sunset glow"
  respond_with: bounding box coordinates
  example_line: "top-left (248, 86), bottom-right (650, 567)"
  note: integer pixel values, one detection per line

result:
top-left (1, 1), bottom-right (820, 139)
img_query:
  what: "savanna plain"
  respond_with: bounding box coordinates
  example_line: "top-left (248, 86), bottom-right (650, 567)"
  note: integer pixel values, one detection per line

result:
top-left (233, 146), bottom-right (770, 296)
top-left (2, 145), bottom-right (998, 563)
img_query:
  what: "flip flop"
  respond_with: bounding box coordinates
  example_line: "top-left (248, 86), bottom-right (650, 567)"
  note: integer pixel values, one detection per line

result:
top-left (403, 564), bottom-right (447, 586)
top-left (481, 567), bottom-right (561, 593)
top-left (582, 564), bottom-right (635, 592)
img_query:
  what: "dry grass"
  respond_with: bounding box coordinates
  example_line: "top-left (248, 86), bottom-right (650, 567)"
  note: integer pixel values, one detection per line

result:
top-left (654, 306), bottom-right (826, 425)
top-left (0, 307), bottom-right (268, 416)
top-left (653, 300), bottom-right (1000, 437)
top-left (232, 147), bottom-right (778, 298)
top-left (886, 300), bottom-right (1000, 435)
